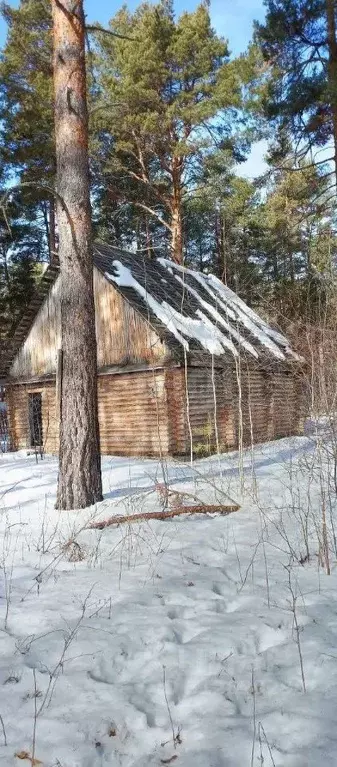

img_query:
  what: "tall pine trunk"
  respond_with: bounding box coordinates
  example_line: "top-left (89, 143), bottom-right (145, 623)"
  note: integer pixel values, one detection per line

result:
top-left (171, 159), bottom-right (183, 264)
top-left (171, 204), bottom-right (183, 264)
top-left (326, 0), bottom-right (337, 184)
top-left (42, 199), bottom-right (56, 264)
top-left (52, 0), bottom-right (102, 510)
top-left (49, 198), bottom-right (56, 264)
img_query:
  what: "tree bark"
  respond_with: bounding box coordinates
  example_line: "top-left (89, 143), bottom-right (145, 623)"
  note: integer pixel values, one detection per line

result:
top-left (171, 159), bottom-right (183, 264)
top-left (52, 0), bottom-right (102, 510)
top-left (145, 215), bottom-right (154, 258)
top-left (49, 197), bottom-right (56, 264)
top-left (326, 0), bottom-right (337, 185)
top-left (171, 204), bottom-right (183, 264)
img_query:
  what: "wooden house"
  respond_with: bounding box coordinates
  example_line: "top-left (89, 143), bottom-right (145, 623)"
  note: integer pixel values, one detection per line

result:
top-left (3, 243), bottom-right (305, 457)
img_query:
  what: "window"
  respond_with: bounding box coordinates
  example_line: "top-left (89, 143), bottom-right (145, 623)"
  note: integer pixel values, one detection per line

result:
top-left (28, 393), bottom-right (43, 448)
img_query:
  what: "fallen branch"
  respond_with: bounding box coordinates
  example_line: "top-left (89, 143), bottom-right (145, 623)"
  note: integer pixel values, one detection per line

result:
top-left (88, 504), bottom-right (240, 530)
top-left (14, 752), bottom-right (42, 766)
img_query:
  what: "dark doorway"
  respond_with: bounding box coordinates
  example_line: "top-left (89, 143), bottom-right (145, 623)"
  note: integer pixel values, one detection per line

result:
top-left (28, 393), bottom-right (43, 447)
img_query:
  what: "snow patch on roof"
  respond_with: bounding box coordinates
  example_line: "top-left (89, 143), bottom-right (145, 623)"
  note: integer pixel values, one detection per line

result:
top-left (159, 258), bottom-right (294, 361)
top-left (107, 257), bottom-right (299, 362)
top-left (106, 262), bottom-right (238, 356)
top-left (106, 263), bottom-right (188, 350)
top-left (173, 272), bottom-right (258, 359)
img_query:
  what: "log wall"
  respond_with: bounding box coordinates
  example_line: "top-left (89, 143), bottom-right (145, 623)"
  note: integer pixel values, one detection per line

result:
top-left (93, 268), bottom-right (168, 369)
top-left (165, 368), bottom-right (187, 454)
top-left (7, 369), bottom-right (170, 457)
top-left (98, 370), bottom-right (169, 456)
top-left (185, 366), bottom-right (236, 455)
top-left (164, 364), bottom-right (304, 457)
top-left (6, 363), bottom-right (304, 458)
top-left (10, 278), bottom-right (61, 379)
top-left (7, 382), bottom-right (58, 454)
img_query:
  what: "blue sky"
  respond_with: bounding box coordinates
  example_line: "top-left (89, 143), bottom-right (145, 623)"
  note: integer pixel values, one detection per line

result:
top-left (0, 0), bottom-right (266, 59)
top-left (0, 0), bottom-right (268, 176)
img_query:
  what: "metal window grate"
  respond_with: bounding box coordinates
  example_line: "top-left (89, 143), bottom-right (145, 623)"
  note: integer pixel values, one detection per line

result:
top-left (28, 393), bottom-right (43, 448)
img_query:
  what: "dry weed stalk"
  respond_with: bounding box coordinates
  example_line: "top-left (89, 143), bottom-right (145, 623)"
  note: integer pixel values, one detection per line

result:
top-left (162, 666), bottom-right (182, 751)
top-left (285, 561), bottom-right (306, 693)
top-left (0, 713), bottom-right (7, 746)
top-left (250, 666), bottom-right (257, 767)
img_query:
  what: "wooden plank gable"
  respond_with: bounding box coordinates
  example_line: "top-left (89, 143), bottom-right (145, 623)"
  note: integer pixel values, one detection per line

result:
top-left (9, 267), bottom-right (169, 381)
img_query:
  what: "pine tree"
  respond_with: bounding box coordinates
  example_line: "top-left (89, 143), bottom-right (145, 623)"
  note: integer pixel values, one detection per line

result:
top-left (257, 160), bottom-right (336, 320)
top-left (52, 0), bottom-right (102, 509)
top-left (0, 199), bottom-right (45, 341)
top-left (0, 0), bottom-right (56, 257)
top-left (184, 155), bottom-right (261, 303)
top-left (255, 0), bottom-right (337, 183)
top-left (93, 2), bottom-right (256, 263)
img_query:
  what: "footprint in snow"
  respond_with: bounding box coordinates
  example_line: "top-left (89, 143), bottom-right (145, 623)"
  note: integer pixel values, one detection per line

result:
top-left (212, 582), bottom-right (226, 598)
top-left (171, 627), bottom-right (183, 645)
top-left (213, 599), bottom-right (226, 614)
top-left (258, 624), bottom-right (288, 653)
top-left (167, 606), bottom-right (184, 620)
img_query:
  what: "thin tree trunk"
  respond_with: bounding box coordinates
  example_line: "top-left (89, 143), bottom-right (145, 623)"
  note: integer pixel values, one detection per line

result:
top-left (42, 198), bottom-right (57, 264)
top-left (288, 246), bottom-right (295, 282)
top-left (42, 201), bottom-right (50, 258)
top-left (49, 197), bottom-right (56, 263)
top-left (145, 215), bottom-right (153, 258)
top-left (215, 208), bottom-right (221, 277)
top-left (171, 204), bottom-right (183, 264)
top-left (171, 160), bottom-right (183, 263)
top-left (3, 251), bottom-right (10, 289)
top-left (326, 0), bottom-right (337, 185)
top-left (221, 211), bottom-right (228, 284)
top-left (136, 218), bottom-right (141, 251)
top-left (52, 0), bottom-right (102, 510)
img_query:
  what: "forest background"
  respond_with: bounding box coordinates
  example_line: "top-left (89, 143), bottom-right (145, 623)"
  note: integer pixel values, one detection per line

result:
top-left (1, 0), bottom-right (336, 348)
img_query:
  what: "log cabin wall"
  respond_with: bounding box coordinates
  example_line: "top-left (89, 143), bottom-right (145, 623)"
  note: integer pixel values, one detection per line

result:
top-left (7, 368), bottom-right (171, 457)
top-left (97, 370), bottom-right (170, 456)
top-left (168, 363), bottom-right (305, 457)
top-left (235, 365), bottom-right (273, 447)
top-left (165, 367), bottom-right (187, 454)
top-left (163, 365), bottom-right (237, 457)
top-left (10, 279), bottom-right (61, 379)
top-left (7, 382), bottom-right (58, 454)
top-left (6, 363), bottom-right (304, 459)
top-left (272, 370), bottom-right (298, 438)
top-left (183, 366), bottom-right (236, 456)
top-left (230, 365), bottom-right (304, 447)
top-left (9, 267), bottom-right (169, 381)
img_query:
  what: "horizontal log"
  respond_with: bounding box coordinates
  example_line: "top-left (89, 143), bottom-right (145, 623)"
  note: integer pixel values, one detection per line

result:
top-left (88, 503), bottom-right (241, 529)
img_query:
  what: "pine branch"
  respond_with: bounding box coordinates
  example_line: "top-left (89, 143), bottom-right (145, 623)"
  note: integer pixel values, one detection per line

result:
top-left (134, 202), bottom-right (172, 231)
top-left (0, 183), bottom-right (87, 280)
top-left (85, 24), bottom-right (136, 42)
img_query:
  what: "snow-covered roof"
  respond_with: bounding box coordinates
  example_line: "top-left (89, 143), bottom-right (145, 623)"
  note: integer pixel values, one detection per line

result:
top-left (2, 243), bottom-right (301, 379)
top-left (94, 243), bottom-right (300, 363)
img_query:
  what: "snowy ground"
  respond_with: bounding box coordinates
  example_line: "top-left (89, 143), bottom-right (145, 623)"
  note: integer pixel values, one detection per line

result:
top-left (1, 436), bottom-right (337, 766)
